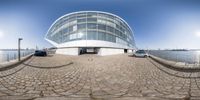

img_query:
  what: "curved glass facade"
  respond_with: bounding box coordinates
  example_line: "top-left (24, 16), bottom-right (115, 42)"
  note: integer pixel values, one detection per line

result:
top-left (46, 11), bottom-right (135, 48)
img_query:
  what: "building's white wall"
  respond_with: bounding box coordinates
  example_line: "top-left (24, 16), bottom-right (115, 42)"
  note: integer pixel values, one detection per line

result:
top-left (98, 48), bottom-right (124, 56)
top-left (56, 48), bottom-right (79, 56)
top-left (128, 49), bottom-right (133, 53)
top-left (57, 40), bottom-right (134, 50)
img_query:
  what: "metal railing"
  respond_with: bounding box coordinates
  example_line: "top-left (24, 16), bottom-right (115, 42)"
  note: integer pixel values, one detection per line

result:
top-left (148, 51), bottom-right (200, 68)
top-left (0, 51), bottom-right (34, 64)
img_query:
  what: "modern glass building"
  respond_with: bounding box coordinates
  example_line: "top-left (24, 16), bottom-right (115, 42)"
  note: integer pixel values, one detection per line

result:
top-left (45, 11), bottom-right (136, 56)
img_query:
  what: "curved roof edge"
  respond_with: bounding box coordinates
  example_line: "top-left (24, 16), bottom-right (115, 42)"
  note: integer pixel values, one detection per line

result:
top-left (45, 11), bottom-right (135, 43)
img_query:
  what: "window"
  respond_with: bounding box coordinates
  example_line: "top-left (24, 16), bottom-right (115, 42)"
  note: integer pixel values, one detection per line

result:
top-left (98, 32), bottom-right (106, 41)
top-left (107, 21), bottom-right (116, 27)
top-left (115, 29), bottom-right (120, 36)
top-left (116, 37), bottom-right (126, 45)
top-left (69, 34), bottom-right (77, 40)
top-left (63, 35), bottom-right (70, 42)
top-left (97, 19), bottom-right (107, 24)
top-left (73, 25), bottom-right (77, 31)
top-left (77, 14), bottom-right (86, 18)
top-left (62, 28), bottom-right (68, 34)
top-left (106, 34), bottom-right (112, 42)
top-left (87, 23), bottom-right (97, 29)
top-left (77, 18), bottom-right (86, 23)
top-left (98, 24), bottom-right (106, 31)
top-left (77, 31), bottom-right (86, 39)
top-left (69, 20), bottom-right (77, 26)
top-left (98, 13), bottom-right (109, 18)
top-left (116, 24), bottom-right (121, 30)
top-left (87, 31), bottom-right (97, 40)
top-left (107, 26), bottom-right (114, 33)
top-left (77, 23), bottom-right (86, 30)
top-left (87, 18), bottom-right (97, 22)
top-left (68, 26), bottom-right (73, 33)
top-left (68, 15), bottom-right (76, 22)
top-left (108, 34), bottom-right (116, 42)
top-left (87, 12), bottom-right (97, 17)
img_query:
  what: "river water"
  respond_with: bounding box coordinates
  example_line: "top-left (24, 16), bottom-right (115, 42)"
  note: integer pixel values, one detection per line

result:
top-left (149, 50), bottom-right (200, 64)
top-left (0, 50), bottom-right (34, 63)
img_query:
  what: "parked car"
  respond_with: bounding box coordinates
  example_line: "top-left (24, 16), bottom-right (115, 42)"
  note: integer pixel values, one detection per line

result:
top-left (34, 50), bottom-right (47, 56)
top-left (133, 50), bottom-right (149, 58)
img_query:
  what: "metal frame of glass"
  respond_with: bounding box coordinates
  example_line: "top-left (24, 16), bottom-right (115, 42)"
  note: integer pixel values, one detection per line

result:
top-left (46, 11), bottom-right (135, 48)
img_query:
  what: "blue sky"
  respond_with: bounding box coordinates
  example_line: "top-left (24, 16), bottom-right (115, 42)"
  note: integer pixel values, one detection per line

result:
top-left (0, 0), bottom-right (200, 49)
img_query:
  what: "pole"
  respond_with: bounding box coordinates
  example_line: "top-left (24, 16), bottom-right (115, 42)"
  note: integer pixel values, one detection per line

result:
top-left (18, 38), bottom-right (23, 61)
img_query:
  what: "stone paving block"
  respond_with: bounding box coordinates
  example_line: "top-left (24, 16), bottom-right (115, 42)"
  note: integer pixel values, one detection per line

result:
top-left (0, 54), bottom-right (200, 99)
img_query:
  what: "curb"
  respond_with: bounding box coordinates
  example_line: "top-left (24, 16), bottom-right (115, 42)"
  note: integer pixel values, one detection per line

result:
top-left (0, 54), bottom-right (33, 71)
top-left (149, 54), bottom-right (200, 71)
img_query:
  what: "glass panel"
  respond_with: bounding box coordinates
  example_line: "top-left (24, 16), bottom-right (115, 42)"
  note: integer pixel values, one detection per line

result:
top-left (63, 35), bottom-right (70, 42)
top-left (87, 31), bottom-right (97, 40)
top-left (87, 23), bottom-right (97, 29)
top-left (77, 18), bottom-right (86, 23)
top-left (68, 14), bottom-right (76, 21)
top-left (98, 32), bottom-right (106, 41)
top-left (98, 24), bottom-right (106, 31)
top-left (69, 20), bottom-right (77, 26)
top-left (87, 12), bottom-right (97, 17)
top-left (73, 25), bottom-right (77, 31)
top-left (107, 26), bottom-right (114, 33)
top-left (107, 20), bottom-right (116, 27)
top-left (98, 13), bottom-right (109, 18)
top-left (69, 33), bottom-right (77, 40)
top-left (68, 26), bottom-right (73, 33)
top-left (77, 14), bottom-right (86, 18)
top-left (77, 23), bottom-right (86, 30)
top-left (115, 29), bottom-right (120, 36)
top-left (62, 28), bottom-right (68, 35)
top-left (87, 18), bottom-right (97, 22)
top-left (106, 34), bottom-right (111, 42)
top-left (77, 31), bottom-right (86, 40)
top-left (97, 19), bottom-right (107, 24)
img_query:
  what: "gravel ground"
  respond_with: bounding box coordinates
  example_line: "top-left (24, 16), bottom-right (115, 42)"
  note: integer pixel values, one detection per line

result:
top-left (0, 54), bottom-right (199, 100)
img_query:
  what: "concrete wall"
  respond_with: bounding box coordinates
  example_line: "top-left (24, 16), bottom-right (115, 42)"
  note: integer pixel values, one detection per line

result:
top-left (56, 47), bottom-right (127, 56)
top-left (56, 48), bottom-right (79, 56)
top-left (98, 48), bottom-right (124, 56)
top-left (128, 49), bottom-right (133, 53)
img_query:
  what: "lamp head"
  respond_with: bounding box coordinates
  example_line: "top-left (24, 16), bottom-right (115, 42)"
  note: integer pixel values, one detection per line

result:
top-left (19, 38), bottom-right (23, 40)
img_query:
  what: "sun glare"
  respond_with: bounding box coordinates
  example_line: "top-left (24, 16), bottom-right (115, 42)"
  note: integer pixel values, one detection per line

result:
top-left (0, 30), bottom-right (4, 38)
top-left (195, 31), bottom-right (200, 37)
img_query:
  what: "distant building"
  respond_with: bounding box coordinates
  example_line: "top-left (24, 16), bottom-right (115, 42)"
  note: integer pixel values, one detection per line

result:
top-left (45, 11), bottom-right (136, 56)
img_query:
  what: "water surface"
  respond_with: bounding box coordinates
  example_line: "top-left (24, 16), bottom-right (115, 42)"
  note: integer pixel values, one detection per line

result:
top-left (149, 50), bottom-right (200, 64)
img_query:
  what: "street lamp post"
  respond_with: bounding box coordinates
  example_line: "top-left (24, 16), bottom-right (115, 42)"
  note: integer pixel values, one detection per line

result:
top-left (18, 38), bottom-right (23, 61)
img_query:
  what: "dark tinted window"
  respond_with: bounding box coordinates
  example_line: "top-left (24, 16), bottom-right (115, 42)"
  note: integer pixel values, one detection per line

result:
top-left (136, 50), bottom-right (145, 53)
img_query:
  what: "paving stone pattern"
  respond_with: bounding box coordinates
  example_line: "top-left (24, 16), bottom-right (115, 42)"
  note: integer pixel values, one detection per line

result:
top-left (0, 54), bottom-right (199, 100)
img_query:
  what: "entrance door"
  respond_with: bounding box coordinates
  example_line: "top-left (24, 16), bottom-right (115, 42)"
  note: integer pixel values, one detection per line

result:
top-left (124, 49), bottom-right (128, 53)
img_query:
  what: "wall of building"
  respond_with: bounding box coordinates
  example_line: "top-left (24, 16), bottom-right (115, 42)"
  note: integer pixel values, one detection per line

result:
top-left (128, 49), bottom-right (133, 53)
top-left (56, 48), bottom-right (79, 56)
top-left (98, 48), bottom-right (124, 56)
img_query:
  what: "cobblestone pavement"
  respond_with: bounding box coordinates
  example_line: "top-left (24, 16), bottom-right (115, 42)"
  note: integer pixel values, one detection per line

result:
top-left (0, 54), bottom-right (200, 100)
